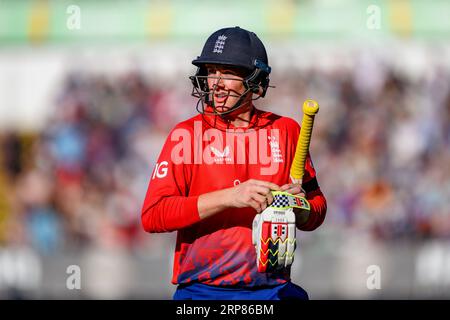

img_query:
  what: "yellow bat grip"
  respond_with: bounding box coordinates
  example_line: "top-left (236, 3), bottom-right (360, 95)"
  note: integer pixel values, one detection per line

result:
top-left (290, 99), bottom-right (319, 183)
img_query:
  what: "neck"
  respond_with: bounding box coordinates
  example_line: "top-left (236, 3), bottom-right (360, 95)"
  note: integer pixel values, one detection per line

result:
top-left (224, 104), bottom-right (254, 128)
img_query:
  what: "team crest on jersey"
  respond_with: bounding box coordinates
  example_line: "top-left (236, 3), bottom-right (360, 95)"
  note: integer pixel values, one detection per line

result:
top-left (213, 35), bottom-right (227, 54)
top-left (268, 136), bottom-right (283, 163)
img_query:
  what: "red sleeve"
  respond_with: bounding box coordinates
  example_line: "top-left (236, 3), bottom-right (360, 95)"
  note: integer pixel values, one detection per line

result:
top-left (287, 118), bottom-right (327, 231)
top-left (298, 188), bottom-right (327, 231)
top-left (141, 125), bottom-right (200, 233)
top-left (296, 152), bottom-right (327, 231)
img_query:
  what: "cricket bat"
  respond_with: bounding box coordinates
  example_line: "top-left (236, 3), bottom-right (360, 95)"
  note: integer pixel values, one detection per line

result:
top-left (290, 99), bottom-right (320, 186)
top-left (253, 99), bottom-right (320, 272)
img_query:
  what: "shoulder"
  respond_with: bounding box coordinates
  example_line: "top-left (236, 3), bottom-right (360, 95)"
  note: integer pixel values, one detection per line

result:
top-left (171, 114), bottom-right (203, 132)
top-left (278, 116), bottom-right (300, 131)
top-left (258, 109), bottom-right (300, 132)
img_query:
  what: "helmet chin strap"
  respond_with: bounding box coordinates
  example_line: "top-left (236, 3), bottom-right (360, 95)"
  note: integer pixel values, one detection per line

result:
top-left (191, 73), bottom-right (263, 125)
top-left (205, 80), bottom-right (255, 118)
top-left (216, 92), bottom-right (253, 119)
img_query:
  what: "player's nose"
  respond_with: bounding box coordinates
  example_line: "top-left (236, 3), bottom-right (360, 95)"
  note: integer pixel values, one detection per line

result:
top-left (213, 72), bottom-right (225, 88)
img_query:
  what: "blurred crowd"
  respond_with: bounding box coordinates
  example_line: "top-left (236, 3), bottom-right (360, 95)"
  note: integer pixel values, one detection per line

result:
top-left (266, 49), bottom-right (450, 241)
top-left (0, 71), bottom-right (194, 255)
top-left (0, 48), bottom-right (449, 257)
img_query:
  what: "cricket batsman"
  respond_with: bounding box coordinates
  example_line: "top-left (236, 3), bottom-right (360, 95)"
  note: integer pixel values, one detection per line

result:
top-left (141, 26), bottom-right (327, 300)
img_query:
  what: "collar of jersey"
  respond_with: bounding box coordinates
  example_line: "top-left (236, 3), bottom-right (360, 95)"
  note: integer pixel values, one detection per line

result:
top-left (202, 106), bottom-right (268, 131)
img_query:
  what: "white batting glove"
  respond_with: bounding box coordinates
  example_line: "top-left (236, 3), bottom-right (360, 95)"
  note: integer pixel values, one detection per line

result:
top-left (252, 191), bottom-right (310, 272)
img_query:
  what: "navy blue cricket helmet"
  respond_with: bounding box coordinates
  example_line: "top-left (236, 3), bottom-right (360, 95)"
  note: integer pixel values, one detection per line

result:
top-left (190, 26), bottom-right (272, 116)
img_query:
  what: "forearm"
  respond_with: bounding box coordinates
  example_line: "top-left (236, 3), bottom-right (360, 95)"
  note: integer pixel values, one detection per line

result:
top-left (141, 190), bottom-right (231, 233)
top-left (143, 179), bottom-right (278, 232)
top-left (296, 189), bottom-right (327, 231)
top-left (198, 188), bottom-right (232, 219)
top-left (141, 195), bottom-right (201, 233)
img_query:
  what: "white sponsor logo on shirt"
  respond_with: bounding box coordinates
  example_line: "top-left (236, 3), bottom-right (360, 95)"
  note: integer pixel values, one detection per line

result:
top-left (210, 145), bottom-right (232, 163)
top-left (152, 161), bottom-right (169, 179)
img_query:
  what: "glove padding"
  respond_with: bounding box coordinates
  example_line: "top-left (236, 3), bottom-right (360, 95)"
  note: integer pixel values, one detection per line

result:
top-left (252, 191), bottom-right (310, 273)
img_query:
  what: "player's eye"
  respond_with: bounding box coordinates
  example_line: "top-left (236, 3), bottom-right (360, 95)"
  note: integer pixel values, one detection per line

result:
top-left (206, 67), bottom-right (217, 75)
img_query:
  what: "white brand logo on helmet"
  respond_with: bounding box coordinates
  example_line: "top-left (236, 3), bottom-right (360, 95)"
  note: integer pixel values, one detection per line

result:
top-left (213, 35), bottom-right (227, 54)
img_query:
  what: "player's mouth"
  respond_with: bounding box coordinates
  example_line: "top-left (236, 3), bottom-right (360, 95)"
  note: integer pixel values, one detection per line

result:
top-left (214, 93), bottom-right (229, 104)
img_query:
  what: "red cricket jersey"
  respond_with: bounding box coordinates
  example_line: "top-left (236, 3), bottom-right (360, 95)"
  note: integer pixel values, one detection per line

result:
top-left (141, 107), bottom-right (327, 287)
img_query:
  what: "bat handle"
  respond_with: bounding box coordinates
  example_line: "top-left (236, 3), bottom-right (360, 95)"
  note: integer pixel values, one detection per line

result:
top-left (289, 99), bottom-right (320, 185)
top-left (290, 176), bottom-right (302, 185)
top-left (303, 99), bottom-right (319, 116)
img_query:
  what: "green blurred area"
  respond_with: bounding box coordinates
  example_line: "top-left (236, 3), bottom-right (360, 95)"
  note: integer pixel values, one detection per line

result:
top-left (0, 0), bottom-right (449, 45)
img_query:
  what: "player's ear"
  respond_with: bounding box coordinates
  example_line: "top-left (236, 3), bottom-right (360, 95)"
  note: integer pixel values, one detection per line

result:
top-left (252, 86), bottom-right (263, 96)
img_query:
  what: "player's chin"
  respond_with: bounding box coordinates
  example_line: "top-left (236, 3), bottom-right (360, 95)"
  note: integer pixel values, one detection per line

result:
top-left (214, 104), bottom-right (231, 113)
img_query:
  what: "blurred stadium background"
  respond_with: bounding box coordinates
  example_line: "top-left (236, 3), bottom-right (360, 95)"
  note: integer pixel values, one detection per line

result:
top-left (0, 0), bottom-right (449, 299)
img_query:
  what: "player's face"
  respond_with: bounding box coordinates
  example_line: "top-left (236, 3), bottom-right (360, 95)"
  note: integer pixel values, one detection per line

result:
top-left (205, 64), bottom-right (250, 113)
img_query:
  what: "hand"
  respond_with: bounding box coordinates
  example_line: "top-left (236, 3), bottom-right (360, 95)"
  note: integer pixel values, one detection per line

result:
top-left (225, 179), bottom-right (280, 213)
top-left (280, 183), bottom-right (305, 197)
top-left (280, 183), bottom-right (310, 227)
